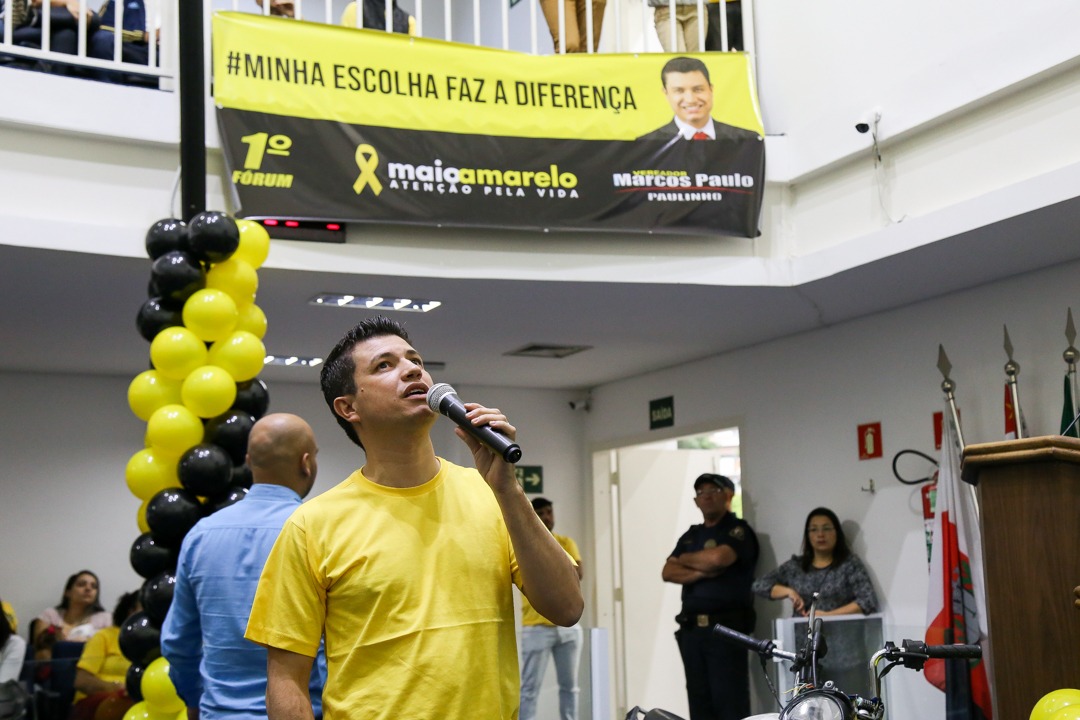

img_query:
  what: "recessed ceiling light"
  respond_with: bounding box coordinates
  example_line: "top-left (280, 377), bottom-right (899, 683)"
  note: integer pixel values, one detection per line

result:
top-left (504, 344), bottom-right (592, 359)
top-left (310, 294), bottom-right (442, 313)
top-left (264, 355), bottom-right (323, 367)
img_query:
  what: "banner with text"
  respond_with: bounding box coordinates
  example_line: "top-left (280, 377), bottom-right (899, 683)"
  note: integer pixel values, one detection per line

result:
top-left (212, 12), bottom-right (766, 236)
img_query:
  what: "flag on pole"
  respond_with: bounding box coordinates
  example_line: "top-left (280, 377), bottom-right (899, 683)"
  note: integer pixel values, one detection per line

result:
top-left (1004, 384), bottom-right (1017, 440)
top-left (925, 410), bottom-right (992, 719)
top-left (1061, 375), bottom-right (1078, 437)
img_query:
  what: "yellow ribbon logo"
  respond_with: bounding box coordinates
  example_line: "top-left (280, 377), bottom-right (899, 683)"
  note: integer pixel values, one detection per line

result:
top-left (353, 144), bottom-right (383, 196)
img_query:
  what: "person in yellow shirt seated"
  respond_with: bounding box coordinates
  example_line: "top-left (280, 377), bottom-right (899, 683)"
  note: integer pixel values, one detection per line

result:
top-left (1, 599), bottom-right (16, 633)
top-left (519, 498), bottom-right (584, 720)
top-left (70, 592), bottom-right (141, 720)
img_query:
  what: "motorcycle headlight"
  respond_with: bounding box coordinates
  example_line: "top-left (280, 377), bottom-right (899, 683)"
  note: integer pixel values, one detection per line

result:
top-left (781, 689), bottom-right (850, 720)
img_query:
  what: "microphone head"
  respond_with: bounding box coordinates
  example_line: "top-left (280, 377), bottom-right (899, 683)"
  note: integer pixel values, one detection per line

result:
top-left (426, 383), bottom-right (457, 413)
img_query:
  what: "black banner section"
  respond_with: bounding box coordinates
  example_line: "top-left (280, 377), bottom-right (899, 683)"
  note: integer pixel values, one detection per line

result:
top-left (219, 110), bottom-right (765, 237)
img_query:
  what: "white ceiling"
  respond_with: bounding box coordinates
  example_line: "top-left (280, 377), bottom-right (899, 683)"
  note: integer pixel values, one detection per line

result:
top-left (3, 193), bottom-right (1080, 391)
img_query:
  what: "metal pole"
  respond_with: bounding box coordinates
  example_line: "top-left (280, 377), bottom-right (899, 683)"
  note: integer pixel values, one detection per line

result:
top-left (179, 0), bottom-right (207, 222)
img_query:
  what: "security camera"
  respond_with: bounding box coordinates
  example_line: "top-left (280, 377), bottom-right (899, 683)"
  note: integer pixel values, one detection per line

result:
top-left (855, 108), bottom-right (882, 134)
top-left (568, 397), bottom-right (591, 412)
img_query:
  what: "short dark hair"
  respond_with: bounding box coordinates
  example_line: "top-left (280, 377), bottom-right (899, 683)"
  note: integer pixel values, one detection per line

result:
top-left (799, 507), bottom-right (851, 572)
top-left (320, 316), bottom-right (411, 448)
top-left (661, 56), bottom-right (711, 87)
top-left (58, 570), bottom-right (105, 613)
top-left (112, 591), bottom-right (140, 627)
top-left (531, 497), bottom-right (553, 512)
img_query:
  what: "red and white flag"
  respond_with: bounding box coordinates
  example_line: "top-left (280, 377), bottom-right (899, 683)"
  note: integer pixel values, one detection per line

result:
top-left (1004, 384), bottom-right (1017, 440)
top-left (925, 409), bottom-right (993, 718)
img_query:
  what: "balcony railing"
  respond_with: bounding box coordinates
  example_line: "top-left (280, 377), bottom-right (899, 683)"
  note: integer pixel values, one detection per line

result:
top-left (0, 0), bottom-right (753, 91)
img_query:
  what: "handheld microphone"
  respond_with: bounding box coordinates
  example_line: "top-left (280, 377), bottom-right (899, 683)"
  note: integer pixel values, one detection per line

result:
top-left (427, 383), bottom-right (523, 464)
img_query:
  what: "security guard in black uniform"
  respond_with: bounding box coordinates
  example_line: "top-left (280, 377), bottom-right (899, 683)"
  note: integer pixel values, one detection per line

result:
top-left (663, 473), bottom-right (759, 720)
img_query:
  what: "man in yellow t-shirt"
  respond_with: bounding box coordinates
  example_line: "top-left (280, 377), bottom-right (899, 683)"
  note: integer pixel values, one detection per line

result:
top-left (520, 498), bottom-right (584, 720)
top-left (246, 316), bottom-right (583, 720)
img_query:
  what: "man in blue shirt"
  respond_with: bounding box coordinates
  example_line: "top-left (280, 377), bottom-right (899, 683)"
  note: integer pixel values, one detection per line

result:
top-left (161, 413), bottom-right (325, 719)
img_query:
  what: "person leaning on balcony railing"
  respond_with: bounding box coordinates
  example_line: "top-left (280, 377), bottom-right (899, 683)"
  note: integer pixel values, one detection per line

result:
top-left (539, 0), bottom-right (605, 53)
top-left (0, 0), bottom-right (97, 61)
top-left (646, 0), bottom-right (705, 53)
top-left (338, 0), bottom-right (414, 35)
top-left (704, 0), bottom-right (741, 52)
top-left (255, 0), bottom-right (294, 18)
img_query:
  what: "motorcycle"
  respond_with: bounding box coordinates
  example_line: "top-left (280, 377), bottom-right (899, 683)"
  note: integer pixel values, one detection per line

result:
top-left (628, 595), bottom-right (981, 720)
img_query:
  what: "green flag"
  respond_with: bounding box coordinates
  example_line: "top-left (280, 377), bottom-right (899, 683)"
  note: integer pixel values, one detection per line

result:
top-left (1062, 375), bottom-right (1078, 437)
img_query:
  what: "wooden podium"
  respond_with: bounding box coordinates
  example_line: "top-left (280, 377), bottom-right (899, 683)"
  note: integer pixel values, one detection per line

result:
top-left (962, 436), bottom-right (1080, 719)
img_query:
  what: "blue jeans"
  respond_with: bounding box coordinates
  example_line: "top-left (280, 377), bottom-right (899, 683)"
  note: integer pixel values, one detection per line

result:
top-left (520, 624), bottom-right (582, 720)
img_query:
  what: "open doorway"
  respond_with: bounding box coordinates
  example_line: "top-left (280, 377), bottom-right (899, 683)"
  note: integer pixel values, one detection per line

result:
top-left (591, 427), bottom-right (741, 719)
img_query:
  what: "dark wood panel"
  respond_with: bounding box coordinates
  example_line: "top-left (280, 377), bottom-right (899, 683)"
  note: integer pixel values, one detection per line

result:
top-left (966, 441), bottom-right (1080, 720)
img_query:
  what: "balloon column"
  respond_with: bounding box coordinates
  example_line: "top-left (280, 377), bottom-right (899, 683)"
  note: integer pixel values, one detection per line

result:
top-left (122, 213), bottom-right (271, 718)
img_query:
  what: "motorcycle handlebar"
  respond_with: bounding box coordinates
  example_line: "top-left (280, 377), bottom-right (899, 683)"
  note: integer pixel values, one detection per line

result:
top-left (901, 640), bottom-right (982, 660)
top-left (712, 624), bottom-right (795, 661)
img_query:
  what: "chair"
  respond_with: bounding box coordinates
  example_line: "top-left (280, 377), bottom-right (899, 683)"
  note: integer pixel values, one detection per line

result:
top-left (30, 641), bottom-right (84, 720)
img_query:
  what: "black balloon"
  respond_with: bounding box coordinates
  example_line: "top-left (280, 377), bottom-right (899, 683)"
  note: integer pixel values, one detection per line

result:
top-left (185, 211), bottom-right (240, 264)
top-left (146, 488), bottom-right (202, 548)
top-left (178, 443), bottom-right (234, 497)
top-left (204, 486), bottom-right (248, 514)
top-left (233, 379), bottom-right (270, 420)
top-left (231, 464), bottom-right (253, 489)
top-left (118, 611), bottom-right (161, 666)
top-left (136, 296), bottom-right (184, 342)
top-left (130, 532), bottom-right (177, 579)
top-left (145, 218), bottom-right (188, 260)
top-left (205, 410), bottom-right (256, 466)
top-left (150, 250), bottom-right (205, 307)
top-left (125, 663), bottom-right (145, 702)
top-left (140, 571), bottom-right (176, 625)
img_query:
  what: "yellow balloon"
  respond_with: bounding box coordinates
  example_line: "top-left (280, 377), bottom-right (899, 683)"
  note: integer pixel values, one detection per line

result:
top-left (1033, 690), bottom-right (1080, 720)
top-left (145, 404), bottom-right (204, 456)
top-left (208, 331), bottom-right (266, 382)
top-left (122, 701), bottom-right (152, 720)
top-left (136, 500), bottom-right (150, 533)
top-left (182, 289), bottom-right (239, 342)
top-left (125, 448), bottom-right (180, 500)
top-left (235, 303), bottom-right (267, 339)
top-left (206, 258), bottom-right (258, 307)
top-left (181, 365), bottom-right (237, 418)
top-left (151, 327), bottom-right (209, 381)
top-left (1052, 707), bottom-right (1080, 720)
top-left (142, 657), bottom-right (185, 715)
top-left (128, 370), bottom-right (183, 422)
top-left (234, 219), bottom-right (271, 268)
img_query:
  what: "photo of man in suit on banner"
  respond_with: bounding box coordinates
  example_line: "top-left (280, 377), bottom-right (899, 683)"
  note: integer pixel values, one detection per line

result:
top-left (638, 56), bottom-right (761, 144)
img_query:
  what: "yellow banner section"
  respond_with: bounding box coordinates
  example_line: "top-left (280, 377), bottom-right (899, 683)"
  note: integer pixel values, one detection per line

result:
top-left (211, 12), bottom-right (763, 141)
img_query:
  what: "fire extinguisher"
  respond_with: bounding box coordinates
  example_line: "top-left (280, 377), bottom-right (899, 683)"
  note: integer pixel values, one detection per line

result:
top-left (892, 449), bottom-right (939, 563)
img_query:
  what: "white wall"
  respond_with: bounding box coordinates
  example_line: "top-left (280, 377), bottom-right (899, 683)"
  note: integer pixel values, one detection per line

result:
top-left (584, 255), bottom-right (1080, 716)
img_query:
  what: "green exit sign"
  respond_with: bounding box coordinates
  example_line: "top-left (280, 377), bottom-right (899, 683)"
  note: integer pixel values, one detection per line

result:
top-left (516, 465), bottom-right (543, 493)
top-left (650, 396), bottom-right (674, 429)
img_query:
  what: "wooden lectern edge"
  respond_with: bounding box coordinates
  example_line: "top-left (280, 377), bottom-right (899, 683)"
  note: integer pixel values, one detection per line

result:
top-left (960, 434), bottom-right (1080, 484)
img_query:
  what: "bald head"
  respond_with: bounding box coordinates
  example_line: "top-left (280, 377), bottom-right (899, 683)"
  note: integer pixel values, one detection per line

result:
top-left (246, 413), bottom-right (318, 498)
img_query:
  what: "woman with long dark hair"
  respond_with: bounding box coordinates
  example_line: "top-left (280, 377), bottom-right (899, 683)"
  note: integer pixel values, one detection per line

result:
top-left (752, 507), bottom-right (878, 616)
top-left (31, 571), bottom-right (111, 663)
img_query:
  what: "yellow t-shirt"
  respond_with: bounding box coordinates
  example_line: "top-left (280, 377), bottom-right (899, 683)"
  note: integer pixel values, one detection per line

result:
top-left (2, 601), bottom-right (15, 632)
top-left (74, 626), bottom-right (129, 701)
top-left (246, 459), bottom-right (523, 720)
top-left (521, 533), bottom-right (581, 627)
